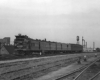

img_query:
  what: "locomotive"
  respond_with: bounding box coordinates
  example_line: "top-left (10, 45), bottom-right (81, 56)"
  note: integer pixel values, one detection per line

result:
top-left (14, 34), bottom-right (83, 55)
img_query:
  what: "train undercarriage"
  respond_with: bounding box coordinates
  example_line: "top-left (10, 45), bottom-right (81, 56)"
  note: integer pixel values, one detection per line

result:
top-left (14, 49), bottom-right (83, 56)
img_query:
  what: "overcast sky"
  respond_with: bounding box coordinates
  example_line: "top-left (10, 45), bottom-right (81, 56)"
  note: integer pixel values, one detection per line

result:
top-left (0, 0), bottom-right (100, 48)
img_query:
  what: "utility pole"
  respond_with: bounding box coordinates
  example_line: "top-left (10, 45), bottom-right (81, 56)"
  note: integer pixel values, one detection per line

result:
top-left (93, 42), bottom-right (95, 50)
top-left (76, 36), bottom-right (79, 44)
top-left (82, 36), bottom-right (84, 47)
top-left (84, 39), bottom-right (85, 48)
top-left (86, 42), bottom-right (87, 48)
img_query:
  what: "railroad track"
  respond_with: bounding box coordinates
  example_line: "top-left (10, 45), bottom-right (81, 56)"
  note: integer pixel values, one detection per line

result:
top-left (74, 58), bottom-right (100, 80)
top-left (0, 52), bottom-right (96, 61)
top-left (11, 60), bottom-right (77, 80)
top-left (89, 71), bottom-right (100, 80)
top-left (55, 57), bottom-right (100, 80)
top-left (0, 54), bottom-right (98, 80)
top-left (0, 57), bottom-right (79, 80)
top-left (55, 66), bottom-right (85, 80)
top-left (0, 53), bottom-right (78, 61)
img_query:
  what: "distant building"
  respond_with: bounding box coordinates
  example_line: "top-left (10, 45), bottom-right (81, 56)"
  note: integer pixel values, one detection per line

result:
top-left (0, 39), bottom-right (4, 44)
top-left (3, 37), bottom-right (10, 44)
top-left (0, 45), bottom-right (14, 55)
top-left (96, 48), bottom-right (100, 52)
top-left (83, 47), bottom-right (94, 52)
top-left (0, 37), bottom-right (10, 48)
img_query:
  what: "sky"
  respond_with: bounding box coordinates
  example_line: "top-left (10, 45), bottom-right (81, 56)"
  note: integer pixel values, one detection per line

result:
top-left (0, 0), bottom-right (100, 48)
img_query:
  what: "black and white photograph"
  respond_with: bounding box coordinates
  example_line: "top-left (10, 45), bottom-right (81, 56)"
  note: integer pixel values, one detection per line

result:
top-left (0, 0), bottom-right (100, 80)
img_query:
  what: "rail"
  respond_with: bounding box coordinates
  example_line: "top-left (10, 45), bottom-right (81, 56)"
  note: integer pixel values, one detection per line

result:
top-left (73, 57), bottom-right (100, 80)
top-left (55, 66), bottom-right (86, 80)
top-left (89, 71), bottom-right (100, 80)
top-left (55, 57), bottom-right (100, 80)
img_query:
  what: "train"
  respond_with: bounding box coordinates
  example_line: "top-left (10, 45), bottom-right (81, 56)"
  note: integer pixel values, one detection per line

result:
top-left (14, 34), bottom-right (83, 55)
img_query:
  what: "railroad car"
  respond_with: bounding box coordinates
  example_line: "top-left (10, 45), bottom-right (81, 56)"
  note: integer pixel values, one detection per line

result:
top-left (50, 42), bottom-right (56, 51)
top-left (14, 34), bottom-right (83, 55)
top-left (69, 44), bottom-right (83, 53)
top-left (62, 43), bottom-right (68, 51)
top-left (30, 40), bottom-right (39, 51)
top-left (56, 43), bottom-right (62, 51)
top-left (40, 41), bottom-right (50, 54)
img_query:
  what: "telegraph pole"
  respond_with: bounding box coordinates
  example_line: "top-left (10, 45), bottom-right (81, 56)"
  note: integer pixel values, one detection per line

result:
top-left (82, 36), bottom-right (84, 47)
top-left (86, 42), bottom-right (87, 48)
top-left (77, 36), bottom-right (79, 44)
top-left (84, 39), bottom-right (85, 48)
top-left (93, 42), bottom-right (95, 50)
